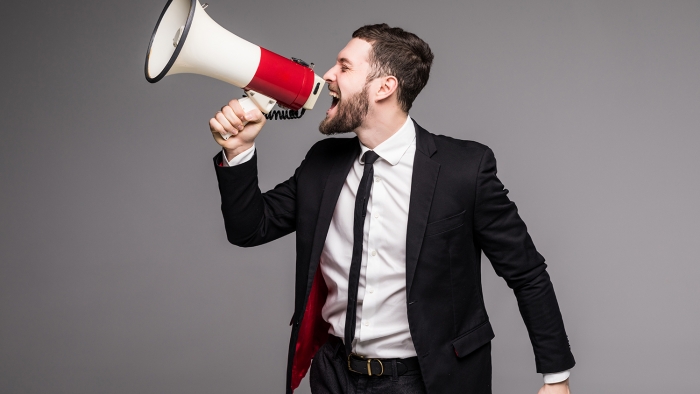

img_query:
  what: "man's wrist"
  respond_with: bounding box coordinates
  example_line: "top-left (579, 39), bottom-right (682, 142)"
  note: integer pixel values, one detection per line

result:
top-left (224, 143), bottom-right (254, 162)
top-left (221, 144), bottom-right (255, 167)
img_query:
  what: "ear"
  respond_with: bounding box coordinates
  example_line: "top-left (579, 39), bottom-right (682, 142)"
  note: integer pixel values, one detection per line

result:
top-left (373, 76), bottom-right (399, 102)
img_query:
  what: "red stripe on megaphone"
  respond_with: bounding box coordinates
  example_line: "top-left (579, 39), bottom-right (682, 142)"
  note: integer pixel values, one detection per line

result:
top-left (245, 47), bottom-right (316, 110)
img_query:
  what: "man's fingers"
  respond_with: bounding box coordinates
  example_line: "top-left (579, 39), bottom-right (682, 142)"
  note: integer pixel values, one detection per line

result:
top-left (215, 111), bottom-right (238, 136)
top-left (243, 109), bottom-right (265, 124)
top-left (209, 117), bottom-right (226, 138)
top-left (238, 108), bottom-right (266, 127)
top-left (221, 106), bottom-right (244, 131)
top-left (228, 99), bottom-right (247, 120)
top-left (210, 99), bottom-right (265, 148)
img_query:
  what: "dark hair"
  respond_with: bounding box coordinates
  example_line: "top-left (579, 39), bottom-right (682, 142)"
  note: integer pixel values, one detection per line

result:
top-left (352, 23), bottom-right (434, 112)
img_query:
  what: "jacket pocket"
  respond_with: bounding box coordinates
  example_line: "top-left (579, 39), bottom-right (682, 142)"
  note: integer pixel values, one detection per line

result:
top-left (451, 321), bottom-right (495, 358)
top-left (425, 210), bottom-right (466, 237)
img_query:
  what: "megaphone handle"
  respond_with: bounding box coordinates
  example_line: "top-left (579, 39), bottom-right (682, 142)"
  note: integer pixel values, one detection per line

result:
top-left (220, 93), bottom-right (276, 140)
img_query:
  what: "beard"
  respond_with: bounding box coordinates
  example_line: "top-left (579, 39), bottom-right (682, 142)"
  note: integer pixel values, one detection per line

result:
top-left (319, 84), bottom-right (369, 135)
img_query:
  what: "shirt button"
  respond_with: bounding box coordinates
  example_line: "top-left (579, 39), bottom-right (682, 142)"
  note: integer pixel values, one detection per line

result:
top-left (363, 321), bottom-right (369, 326)
top-left (368, 286), bottom-right (374, 294)
top-left (373, 213), bottom-right (379, 219)
top-left (371, 250), bottom-right (377, 256)
top-left (374, 177), bottom-right (381, 183)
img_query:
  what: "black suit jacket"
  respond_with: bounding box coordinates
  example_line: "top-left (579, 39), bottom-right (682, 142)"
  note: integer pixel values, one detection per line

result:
top-left (214, 121), bottom-right (575, 393)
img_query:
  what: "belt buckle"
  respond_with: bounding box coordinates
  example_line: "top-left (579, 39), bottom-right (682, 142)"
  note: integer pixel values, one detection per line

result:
top-left (348, 353), bottom-right (384, 377)
top-left (347, 353), bottom-right (363, 374)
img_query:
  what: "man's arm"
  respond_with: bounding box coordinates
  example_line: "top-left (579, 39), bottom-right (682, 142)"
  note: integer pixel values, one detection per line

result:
top-left (472, 148), bottom-right (575, 388)
top-left (209, 99), bottom-right (305, 247)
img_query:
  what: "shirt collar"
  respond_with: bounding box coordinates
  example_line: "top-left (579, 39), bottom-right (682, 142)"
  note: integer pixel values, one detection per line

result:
top-left (358, 116), bottom-right (416, 166)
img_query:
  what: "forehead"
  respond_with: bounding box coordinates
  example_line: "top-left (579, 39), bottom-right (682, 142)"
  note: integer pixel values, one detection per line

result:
top-left (336, 38), bottom-right (372, 66)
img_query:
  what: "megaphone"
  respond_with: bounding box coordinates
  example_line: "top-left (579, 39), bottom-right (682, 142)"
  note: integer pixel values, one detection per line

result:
top-left (145, 0), bottom-right (325, 139)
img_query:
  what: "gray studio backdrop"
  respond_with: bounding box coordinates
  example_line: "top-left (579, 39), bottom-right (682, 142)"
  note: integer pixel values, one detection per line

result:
top-left (1, 0), bottom-right (698, 393)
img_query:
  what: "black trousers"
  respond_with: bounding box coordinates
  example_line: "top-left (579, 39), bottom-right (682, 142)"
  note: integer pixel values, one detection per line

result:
top-left (309, 337), bottom-right (427, 394)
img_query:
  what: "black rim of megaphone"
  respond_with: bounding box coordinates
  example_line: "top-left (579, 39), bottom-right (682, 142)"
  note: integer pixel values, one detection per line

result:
top-left (145, 0), bottom-right (197, 83)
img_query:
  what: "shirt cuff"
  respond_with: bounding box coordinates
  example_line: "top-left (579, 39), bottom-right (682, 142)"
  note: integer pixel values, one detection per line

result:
top-left (221, 144), bottom-right (255, 167)
top-left (543, 370), bottom-right (570, 384)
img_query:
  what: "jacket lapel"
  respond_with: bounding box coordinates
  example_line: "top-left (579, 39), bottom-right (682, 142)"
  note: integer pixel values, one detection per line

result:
top-left (406, 122), bottom-right (439, 297)
top-left (305, 139), bottom-right (359, 293)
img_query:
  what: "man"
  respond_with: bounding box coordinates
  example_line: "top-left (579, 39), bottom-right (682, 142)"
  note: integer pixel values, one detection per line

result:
top-left (209, 24), bottom-right (575, 394)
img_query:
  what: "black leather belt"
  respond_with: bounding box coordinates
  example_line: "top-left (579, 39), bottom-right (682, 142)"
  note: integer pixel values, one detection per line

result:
top-left (347, 353), bottom-right (420, 377)
top-left (327, 335), bottom-right (420, 377)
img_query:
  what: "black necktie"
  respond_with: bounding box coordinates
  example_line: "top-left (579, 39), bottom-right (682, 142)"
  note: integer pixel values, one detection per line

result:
top-left (345, 150), bottom-right (380, 357)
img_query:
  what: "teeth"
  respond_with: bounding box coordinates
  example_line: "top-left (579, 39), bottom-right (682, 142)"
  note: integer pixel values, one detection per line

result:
top-left (329, 91), bottom-right (339, 99)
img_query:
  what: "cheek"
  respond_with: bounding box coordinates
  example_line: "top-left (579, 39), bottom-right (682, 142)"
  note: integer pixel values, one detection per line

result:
top-left (339, 76), bottom-right (363, 94)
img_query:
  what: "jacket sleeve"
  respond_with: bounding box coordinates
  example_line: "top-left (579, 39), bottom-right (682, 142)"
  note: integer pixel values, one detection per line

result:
top-left (213, 146), bottom-right (312, 247)
top-left (473, 147), bottom-right (575, 374)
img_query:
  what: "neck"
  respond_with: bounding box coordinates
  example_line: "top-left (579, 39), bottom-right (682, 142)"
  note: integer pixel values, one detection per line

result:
top-left (354, 105), bottom-right (408, 149)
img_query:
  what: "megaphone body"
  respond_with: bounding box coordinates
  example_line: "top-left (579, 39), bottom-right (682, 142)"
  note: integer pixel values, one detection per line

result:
top-left (145, 0), bottom-right (325, 138)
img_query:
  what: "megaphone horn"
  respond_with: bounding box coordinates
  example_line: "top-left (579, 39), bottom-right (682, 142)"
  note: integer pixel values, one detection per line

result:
top-left (145, 0), bottom-right (325, 138)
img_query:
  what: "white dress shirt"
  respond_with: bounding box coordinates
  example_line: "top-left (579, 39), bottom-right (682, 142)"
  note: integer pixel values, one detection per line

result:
top-left (320, 116), bottom-right (417, 359)
top-left (220, 117), bottom-right (570, 383)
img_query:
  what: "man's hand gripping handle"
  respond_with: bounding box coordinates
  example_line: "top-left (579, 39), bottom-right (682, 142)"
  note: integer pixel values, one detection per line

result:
top-left (209, 94), bottom-right (270, 162)
top-left (219, 91), bottom-right (275, 140)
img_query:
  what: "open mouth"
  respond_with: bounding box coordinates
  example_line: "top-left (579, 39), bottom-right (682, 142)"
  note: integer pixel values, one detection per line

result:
top-left (329, 90), bottom-right (340, 111)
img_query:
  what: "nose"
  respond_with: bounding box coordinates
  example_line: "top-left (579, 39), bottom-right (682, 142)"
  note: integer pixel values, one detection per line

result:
top-left (323, 66), bottom-right (336, 83)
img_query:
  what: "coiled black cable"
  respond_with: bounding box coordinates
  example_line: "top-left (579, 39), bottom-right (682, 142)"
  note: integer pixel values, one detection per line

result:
top-left (264, 108), bottom-right (306, 120)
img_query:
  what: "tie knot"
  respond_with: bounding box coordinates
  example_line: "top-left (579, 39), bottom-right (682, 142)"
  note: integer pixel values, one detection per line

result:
top-left (362, 150), bottom-right (379, 165)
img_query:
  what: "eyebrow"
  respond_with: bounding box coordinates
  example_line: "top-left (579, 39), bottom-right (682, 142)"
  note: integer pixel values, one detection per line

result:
top-left (337, 57), bottom-right (352, 67)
